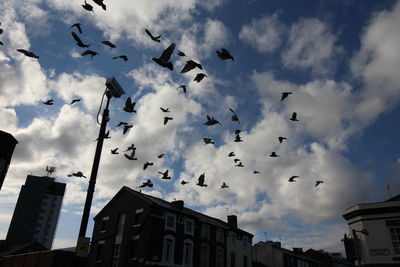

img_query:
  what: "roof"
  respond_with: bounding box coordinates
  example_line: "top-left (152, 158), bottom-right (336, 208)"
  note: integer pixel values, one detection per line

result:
top-left (0, 130), bottom-right (18, 144)
top-left (0, 241), bottom-right (47, 257)
top-left (385, 194), bottom-right (400, 202)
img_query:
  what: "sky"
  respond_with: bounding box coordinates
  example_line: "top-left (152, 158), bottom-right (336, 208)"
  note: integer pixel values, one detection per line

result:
top-left (0, 0), bottom-right (400, 253)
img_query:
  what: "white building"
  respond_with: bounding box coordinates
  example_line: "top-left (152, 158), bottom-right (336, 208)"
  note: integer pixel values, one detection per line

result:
top-left (226, 215), bottom-right (252, 267)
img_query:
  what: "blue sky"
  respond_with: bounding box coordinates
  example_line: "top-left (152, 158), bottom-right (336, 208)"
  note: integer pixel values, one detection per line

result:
top-left (0, 0), bottom-right (399, 253)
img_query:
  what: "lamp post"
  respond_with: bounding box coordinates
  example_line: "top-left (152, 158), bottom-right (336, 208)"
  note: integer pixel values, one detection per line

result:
top-left (352, 229), bottom-right (369, 267)
top-left (76, 78), bottom-right (125, 258)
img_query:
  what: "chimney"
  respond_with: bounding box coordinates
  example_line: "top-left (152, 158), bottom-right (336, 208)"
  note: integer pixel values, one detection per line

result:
top-left (273, 242), bottom-right (281, 248)
top-left (293, 247), bottom-right (303, 253)
top-left (227, 215), bottom-right (237, 228)
top-left (171, 200), bottom-right (184, 209)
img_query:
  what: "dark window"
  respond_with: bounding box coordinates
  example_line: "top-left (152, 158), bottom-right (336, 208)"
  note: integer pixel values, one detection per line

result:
top-left (230, 252), bottom-right (235, 267)
top-left (96, 243), bottom-right (104, 261)
top-left (100, 220), bottom-right (107, 231)
top-left (134, 212), bottom-right (143, 225)
top-left (243, 255), bottom-right (247, 267)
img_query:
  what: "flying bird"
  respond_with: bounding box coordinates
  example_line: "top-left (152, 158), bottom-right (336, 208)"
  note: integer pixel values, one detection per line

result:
top-left (81, 50), bottom-right (99, 58)
top-left (315, 180), bottom-right (324, 187)
top-left (278, 137), bottom-right (287, 143)
top-left (92, 0), bottom-right (106, 10)
top-left (220, 182), bottom-right (229, 189)
top-left (71, 23), bottom-right (82, 34)
top-left (123, 124), bottom-right (133, 135)
top-left (203, 138), bottom-right (214, 145)
top-left (194, 73), bottom-right (207, 83)
top-left (164, 117), bottom-right (173, 125)
top-left (143, 161), bottom-right (153, 170)
top-left (216, 48), bottom-right (234, 61)
top-left (196, 173), bottom-right (207, 187)
top-left (180, 180), bottom-right (188, 185)
top-left (281, 92), bottom-right (292, 101)
top-left (233, 158), bottom-right (241, 163)
top-left (235, 162), bottom-right (244, 167)
top-left (116, 122), bottom-right (128, 127)
top-left (111, 148), bottom-right (119, 154)
top-left (145, 29), bottom-right (161, 42)
top-left (102, 40), bottom-right (116, 49)
top-left (0, 41), bottom-right (3, 46)
top-left (113, 55), bottom-right (128, 61)
top-left (176, 85), bottom-right (187, 94)
top-left (180, 60), bottom-right (202, 73)
top-left (17, 49), bottom-right (39, 59)
top-left (43, 99), bottom-right (54, 105)
top-left (71, 32), bottom-right (90, 48)
top-left (139, 179), bottom-right (153, 188)
top-left (124, 150), bottom-right (137, 160)
top-left (124, 144), bottom-right (136, 152)
top-left (70, 98), bottom-right (81, 105)
top-left (235, 129), bottom-right (242, 135)
top-left (204, 115), bottom-right (221, 126)
top-left (229, 108), bottom-right (240, 123)
top-left (152, 43), bottom-right (175, 70)
top-left (288, 176), bottom-right (299, 182)
top-left (158, 170), bottom-right (171, 180)
top-left (290, 112), bottom-right (299, 122)
top-left (104, 130), bottom-right (110, 139)
top-left (234, 135), bottom-right (243, 142)
top-left (269, 152), bottom-right (279, 157)
top-left (123, 97), bottom-right (136, 113)
top-left (157, 153), bottom-right (165, 158)
top-left (68, 171), bottom-right (86, 178)
top-left (160, 107), bottom-right (170, 113)
top-left (254, 171), bottom-right (260, 174)
top-left (228, 152), bottom-right (235, 157)
top-left (82, 1), bottom-right (94, 11)
top-left (177, 50), bottom-right (186, 57)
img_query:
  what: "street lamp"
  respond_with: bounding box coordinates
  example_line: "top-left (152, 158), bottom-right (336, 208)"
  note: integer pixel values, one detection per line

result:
top-left (352, 228), bottom-right (369, 267)
top-left (76, 77), bottom-right (125, 257)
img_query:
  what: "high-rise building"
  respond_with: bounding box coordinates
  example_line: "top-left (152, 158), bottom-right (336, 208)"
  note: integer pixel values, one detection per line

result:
top-left (0, 130), bottom-right (18, 191)
top-left (6, 175), bottom-right (66, 249)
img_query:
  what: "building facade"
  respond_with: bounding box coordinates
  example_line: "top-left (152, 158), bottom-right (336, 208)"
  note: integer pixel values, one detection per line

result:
top-left (0, 130), bottom-right (18, 191)
top-left (88, 186), bottom-right (253, 267)
top-left (342, 194), bottom-right (400, 266)
top-left (6, 175), bottom-right (66, 249)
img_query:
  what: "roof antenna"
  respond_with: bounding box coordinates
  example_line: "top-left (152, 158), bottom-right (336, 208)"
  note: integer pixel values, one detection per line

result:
top-left (264, 232), bottom-right (268, 241)
top-left (386, 184), bottom-right (392, 198)
top-left (225, 207), bottom-right (229, 216)
top-left (45, 166), bottom-right (56, 177)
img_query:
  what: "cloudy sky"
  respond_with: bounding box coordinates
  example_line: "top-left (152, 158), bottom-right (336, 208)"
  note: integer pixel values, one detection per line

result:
top-left (1, 0), bottom-right (400, 253)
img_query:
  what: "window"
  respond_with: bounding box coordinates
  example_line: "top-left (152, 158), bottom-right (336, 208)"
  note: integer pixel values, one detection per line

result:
top-left (216, 228), bottom-right (224, 243)
top-left (185, 219), bottom-right (194, 235)
top-left (95, 240), bottom-right (105, 262)
top-left (215, 247), bottom-right (224, 267)
top-left (201, 224), bottom-right (210, 239)
top-left (111, 244), bottom-right (121, 267)
top-left (243, 255), bottom-right (248, 267)
top-left (163, 235), bottom-right (175, 264)
top-left (200, 244), bottom-right (209, 267)
top-left (133, 210), bottom-right (143, 227)
top-left (100, 216), bottom-right (109, 232)
top-left (230, 252), bottom-right (235, 267)
top-left (115, 213), bottom-right (126, 244)
top-left (389, 227), bottom-right (400, 255)
top-left (165, 213), bottom-right (176, 231)
top-left (182, 239), bottom-right (193, 266)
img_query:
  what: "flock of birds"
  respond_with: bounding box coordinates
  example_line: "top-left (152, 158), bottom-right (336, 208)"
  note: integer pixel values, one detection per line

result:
top-left (4, 0), bottom-right (325, 194)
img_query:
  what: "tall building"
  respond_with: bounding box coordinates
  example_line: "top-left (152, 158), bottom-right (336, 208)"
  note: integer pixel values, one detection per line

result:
top-left (0, 130), bottom-right (18, 191)
top-left (6, 175), bottom-right (66, 249)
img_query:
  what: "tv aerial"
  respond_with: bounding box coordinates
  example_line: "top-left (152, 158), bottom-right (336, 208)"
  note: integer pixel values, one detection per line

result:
top-left (45, 166), bottom-right (56, 177)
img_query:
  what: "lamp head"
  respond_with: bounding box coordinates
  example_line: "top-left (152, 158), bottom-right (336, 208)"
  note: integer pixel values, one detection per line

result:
top-left (105, 77), bottom-right (125, 98)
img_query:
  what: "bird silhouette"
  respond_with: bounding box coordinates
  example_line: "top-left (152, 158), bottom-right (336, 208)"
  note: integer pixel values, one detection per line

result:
top-left (159, 170), bottom-right (171, 180)
top-left (229, 108), bottom-right (240, 123)
top-left (157, 153), bottom-right (165, 158)
top-left (124, 150), bottom-right (137, 160)
top-left (123, 124), bottom-right (133, 135)
top-left (234, 158), bottom-right (241, 163)
top-left (164, 117), bottom-right (173, 125)
top-left (220, 182), bottom-right (229, 189)
top-left (177, 50), bottom-right (186, 57)
top-left (203, 138), bottom-right (214, 145)
top-left (281, 92), bottom-right (292, 101)
top-left (70, 98), bottom-right (81, 105)
top-left (180, 60), bottom-right (202, 73)
top-left (204, 115), bottom-right (221, 126)
top-left (17, 49), bottom-right (39, 59)
top-left (234, 135), bottom-right (243, 142)
top-left (315, 180), bottom-right (324, 187)
top-left (288, 176), bottom-right (299, 182)
top-left (181, 180), bottom-right (189, 185)
top-left (269, 152), bottom-right (279, 157)
top-left (124, 144), bottom-right (136, 152)
top-left (228, 152), bottom-right (235, 157)
top-left (152, 43), bottom-right (175, 70)
top-left (139, 179), bottom-right (153, 188)
top-left (81, 50), bottom-right (99, 58)
top-left (160, 107), bottom-right (170, 113)
top-left (68, 171), bottom-right (86, 178)
top-left (82, 1), bottom-right (94, 11)
top-left (92, 0), bottom-right (106, 10)
top-left (235, 129), bottom-right (242, 135)
top-left (235, 162), bottom-right (244, 167)
top-left (71, 32), bottom-right (90, 47)
top-left (254, 170), bottom-right (260, 174)
top-left (196, 173), bottom-right (207, 187)
top-left (278, 137), bottom-right (287, 143)
top-left (216, 48), bottom-right (234, 61)
top-left (0, 41), bottom-right (3, 46)
top-left (111, 148), bottom-right (119, 154)
top-left (290, 112), bottom-right (299, 122)
top-left (113, 55), bottom-right (128, 61)
top-left (194, 73), bottom-right (207, 83)
top-left (71, 23), bottom-right (82, 34)
top-left (143, 161), bottom-right (154, 170)
top-left (123, 97), bottom-right (136, 113)
top-left (43, 99), bottom-right (54, 105)
top-left (145, 29), bottom-right (161, 42)
top-left (104, 130), bottom-right (110, 139)
top-left (176, 85), bottom-right (187, 94)
top-left (116, 122), bottom-right (128, 127)
top-left (102, 40), bottom-right (116, 49)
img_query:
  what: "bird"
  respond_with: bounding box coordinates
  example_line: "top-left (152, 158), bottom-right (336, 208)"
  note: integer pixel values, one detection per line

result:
top-left (70, 98), bottom-right (81, 105)
top-left (111, 148), bottom-right (119, 154)
top-left (254, 171), bottom-right (260, 174)
top-left (164, 117), bottom-right (173, 125)
top-left (139, 179), bottom-right (153, 188)
top-left (113, 55), bottom-right (128, 61)
top-left (143, 161), bottom-right (153, 170)
top-left (281, 92), bottom-right (292, 101)
top-left (68, 171), bottom-right (86, 178)
top-left (315, 180), bottom-right (324, 187)
top-left (234, 135), bottom-right (243, 142)
top-left (194, 73), bottom-right (207, 83)
top-left (0, 41), bottom-right (3, 46)
top-left (235, 162), bottom-right (244, 167)
top-left (220, 182), bottom-right (229, 189)
top-left (180, 60), bottom-right (202, 73)
top-left (216, 48), bottom-right (234, 61)
top-left (234, 158), bottom-right (241, 163)
top-left (180, 180), bottom-right (189, 185)
top-left (16, 49), bottom-right (39, 59)
top-left (82, 1), bottom-right (94, 11)
top-left (71, 23), bottom-right (82, 34)
top-left (288, 176), bottom-right (299, 182)
top-left (81, 50), bottom-right (99, 58)
top-left (43, 99), bottom-right (54, 105)
top-left (158, 170), bottom-right (171, 180)
top-left (145, 29), bottom-right (161, 42)
top-left (160, 107), bottom-right (170, 113)
top-left (116, 122), bottom-right (128, 127)
top-left (71, 32), bottom-right (90, 48)
top-left (124, 150), bottom-right (137, 160)
top-left (177, 50), bottom-right (186, 57)
top-left (196, 173), bottom-right (207, 187)
top-left (203, 138), bottom-right (214, 145)
top-left (123, 97), bottom-right (136, 113)
top-left (104, 130), bottom-right (111, 139)
top-left (124, 144), bottom-right (136, 152)
top-left (278, 137), bottom-right (287, 143)
top-left (102, 40), bottom-right (116, 49)
top-left (229, 108), bottom-right (240, 123)
top-left (290, 112), bottom-right (299, 122)
top-left (152, 43), bottom-right (175, 70)
top-left (176, 85), bottom-right (187, 94)
top-left (269, 152), bottom-right (279, 157)
top-left (157, 153), bottom-right (165, 158)
top-left (92, 0), bottom-right (106, 10)
top-left (228, 152), bottom-right (235, 157)
top-left (235, 129), bottom-right (242, 135)
top-left (123, 124), bottom-right (133, 135)
top-left (204, 115), bottom-right (221, 126)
